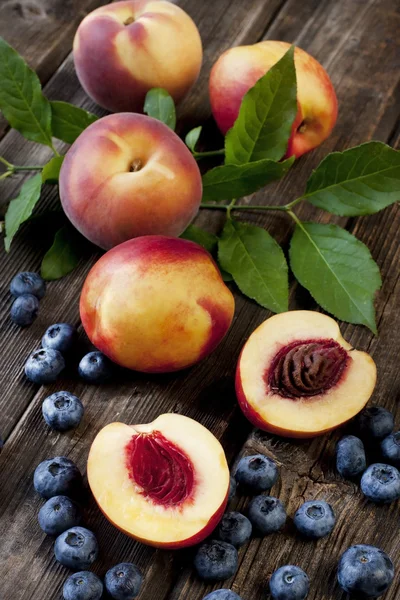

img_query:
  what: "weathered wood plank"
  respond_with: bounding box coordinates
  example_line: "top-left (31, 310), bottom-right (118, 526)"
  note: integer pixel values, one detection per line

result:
top-left (0, 0), bottom-right (109, 138)
top-left (0, 0), bottom-right (400, 599)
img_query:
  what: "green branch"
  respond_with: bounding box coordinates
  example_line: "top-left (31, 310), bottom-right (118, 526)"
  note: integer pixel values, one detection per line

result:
top-left (193, 149), bottom-right (225, 160)
top-left (0, 155), bottom-right (43, 177)
top-left (200, 202), bottom-right (292, 212)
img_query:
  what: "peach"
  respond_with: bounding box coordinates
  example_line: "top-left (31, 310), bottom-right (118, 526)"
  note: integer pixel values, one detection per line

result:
top-left (80, 236), bottom-right (235, 372)
top-left (59, 113), bottom-right (202, 250)
top-left (87, 414), bottom-right (230, 548)
top-left (73, 0), bottom-right (202, 113)
top-left (236, 311), bottom-right (376, 438)
top-left (209, 41), bottom-right (338, 158)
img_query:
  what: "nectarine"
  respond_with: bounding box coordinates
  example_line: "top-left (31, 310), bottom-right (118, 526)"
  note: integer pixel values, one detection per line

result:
top-left (236, 311), bottom-right (376, 438)
top-left (60, 113), bottom-right (202, 249)
top-left (80, 236), bottom-right (235, 372)
top-left (87, 414), bottom-right (230, 548)
top-left (209, 41), bottom-right (338, 158)
top-left (73, 0), bottom-right (203, 112)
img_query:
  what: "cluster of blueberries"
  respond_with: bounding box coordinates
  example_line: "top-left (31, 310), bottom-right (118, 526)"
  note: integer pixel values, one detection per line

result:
top-left (336, 405), bottom-right (400, 504)
top-left (34, 455), bottom-right (143, 600)
top-left (10, 271), bottom-right (114, 387)
top-left (10, 271), bottom-right (46, 327)
top-left (25, 321), bottom-right (113, 386)
top-left (196, 452), bottom-right (394, 600)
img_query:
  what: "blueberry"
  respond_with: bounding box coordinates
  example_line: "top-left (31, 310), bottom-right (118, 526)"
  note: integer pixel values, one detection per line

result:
top-left (63, 571), bottom-right (103, 600)
top-left (33, 456), bottom-right (82, 499)
top-left (338, 544), bottom-right (394, 597)
top-left (381, 432), bottom-right (400, 467)
top-left (203, 591), bottom-right (242, 600)
top-left (355, 406), bottom-right (394, 441)
top-left (78, 351), bottom-right (113, 384)
top-left (55, 526), bottom-right (98, 570)
top-left (194, 540), bottom-right (238, 581)
top-left (269, 565), bottom-right (310, 600)
top-left (25, 348), bottom-right (65, 384)
top-left (217, 512), bottom-right (252, 547)
top-left (228, 476), bottom-right (237, 501)
top-left (234, 454), bottom-right (278, 492)
top-left (10, 271), bottom-right (46, 299)
top-left (42, 323), bottom-right (77, 354)
top-left (10, 294), bottom-right (39, 327)
top-left (38, 495), bottom-right (81, 536)
top-left (293, 500), bottom-right (335, 539)
top-left (42, 391), bottom-right (84, 432)
top-left (360, 463), bottom-right (400, 503)
top-left (336, 435), bottom-right (366, 478)
top-left (104, 562), bottom-right (143, 599)
top-left (247, 495), bottom-right (286, 535)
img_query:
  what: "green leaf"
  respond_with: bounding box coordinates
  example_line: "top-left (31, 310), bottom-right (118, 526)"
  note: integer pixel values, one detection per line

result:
top-left (185, 126), bottom-right (202, 152)
top-left (301, 141), bottom-right (400, 216)
top-left (51, 101), bottom-right (98, 144)
top-left (221, 269), bottom-right (233, 282)
top-left (180, 224), bottom-right (233, 280)
top-left (144, 88), bottom-right (176, 130)
top-left (289, 222), bottom-right (381, 332)
top-left (219, 219), bottom-right (289, 313)
top-left (0, 37), bottom-right (52, 146)
top-left (180, 224), bottom-right (218, 254)
top-left (42, 156), bottom-right (64, 184)
top-left (225, 46), bottom-right (297, 165)
top-left (41, 225), bottom-right (82, 280)
top-left (4, 174), bottom-right (42, 251)
top-left (202, 156), bottom-right (294, 202)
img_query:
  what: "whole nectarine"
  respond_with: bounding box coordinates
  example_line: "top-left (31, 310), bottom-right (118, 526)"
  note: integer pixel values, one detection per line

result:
top-left (236, 311), bottom-right (376, 438)
top-left (209, 41), bottom-right (338, 158)
top-left (59, 113), bottom-right (202, 249)
top-left (87, 414), bottom-right (230, 548)
top-left (73, 0), bottom-right (202, 112)
top-left (80, 236), bottom-right (235, 372)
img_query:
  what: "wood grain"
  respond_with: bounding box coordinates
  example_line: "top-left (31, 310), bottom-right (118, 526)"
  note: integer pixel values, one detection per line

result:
top-left (0, 0), bottom-right (399, 599)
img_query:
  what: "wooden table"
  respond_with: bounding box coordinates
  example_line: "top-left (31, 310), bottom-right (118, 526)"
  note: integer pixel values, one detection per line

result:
top-left (0, 1), bottom-right (399, 598)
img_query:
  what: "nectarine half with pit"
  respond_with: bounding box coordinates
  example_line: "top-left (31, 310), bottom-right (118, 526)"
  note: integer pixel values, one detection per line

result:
top-left (80, 236), bottom-right (235, 372)
top-left (236, 311), bottom-right (376, 438)
top-left (209, 41), bottom-right (338, 158)
top-left (73, 0), bottom-right (202, 113)
top-left (87, 414), bottom-right (230, 548)
top-left (60, 113), bottom-right (202, 250)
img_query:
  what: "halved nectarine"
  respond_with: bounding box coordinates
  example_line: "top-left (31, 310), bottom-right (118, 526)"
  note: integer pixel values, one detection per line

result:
top-left (87, 414), bottom-right (230, 548)
top-left (236, 311), bottom-right (377, 438)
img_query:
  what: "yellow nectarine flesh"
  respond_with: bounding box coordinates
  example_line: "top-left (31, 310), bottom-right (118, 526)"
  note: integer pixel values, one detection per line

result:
top-left (236, 311), bottom-right (376, 438)
top-left (87, 414), bottom-right (230, 548)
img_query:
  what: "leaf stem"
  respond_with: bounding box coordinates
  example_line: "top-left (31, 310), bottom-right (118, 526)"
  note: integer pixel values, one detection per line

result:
top-left (226, 198), bottom-right (238, 219)
top-left (0, 171), bottom-right (12, 181)
top-left (193, 149), bottom-right (225, 160)
top-left (284, 196), bottom-right (304, 210)
top-left (0, 156), bottom-right (13, 169)
top-left (287, 210), bottom-right (303, 227)
top-left (50, 143), bottom-right (61, 157)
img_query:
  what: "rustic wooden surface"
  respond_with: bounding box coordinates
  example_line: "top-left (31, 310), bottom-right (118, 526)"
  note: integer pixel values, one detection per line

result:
top-left (0, 0), bottom-right (400, 599)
